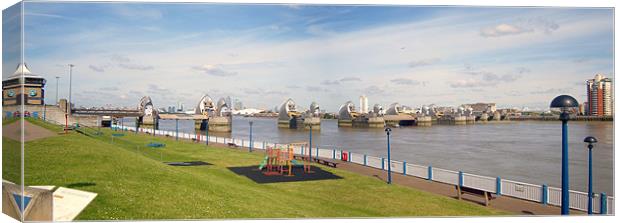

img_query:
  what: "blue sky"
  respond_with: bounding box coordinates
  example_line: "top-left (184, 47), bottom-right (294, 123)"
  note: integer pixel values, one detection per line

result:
top-left (2, 2), bottom-right (614, 112)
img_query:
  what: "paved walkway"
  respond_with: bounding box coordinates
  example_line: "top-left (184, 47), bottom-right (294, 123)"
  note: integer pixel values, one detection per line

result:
top-left (2, 120), bottom-right (57, 142)
top-left (119, 129), bottom-right (587, 215)
top-left (336, 161), bottom-right (585, 215)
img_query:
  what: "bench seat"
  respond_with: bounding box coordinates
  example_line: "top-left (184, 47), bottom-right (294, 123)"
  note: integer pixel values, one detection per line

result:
top-left (455, 185), bottom-right (495, 206)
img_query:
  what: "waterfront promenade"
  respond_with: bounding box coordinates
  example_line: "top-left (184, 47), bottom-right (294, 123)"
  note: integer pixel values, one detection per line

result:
top-left (155, 136), bottom-right (590, 215)
top-left (114, 123), bottom-right (615, 215)
top-left (146, 117), bottom-right (614, 195)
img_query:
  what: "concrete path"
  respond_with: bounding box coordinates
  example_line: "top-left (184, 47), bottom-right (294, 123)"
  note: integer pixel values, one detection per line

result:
top-left (337, 161), bottom-right (585, 215)
top-left (2, 120), bottom-right (57, 142)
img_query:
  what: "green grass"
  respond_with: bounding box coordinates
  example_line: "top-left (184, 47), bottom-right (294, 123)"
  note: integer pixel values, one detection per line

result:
top-left (2, 120), bottom-right (509, 220)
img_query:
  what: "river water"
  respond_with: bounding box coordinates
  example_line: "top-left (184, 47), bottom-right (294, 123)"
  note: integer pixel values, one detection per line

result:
top-left (124, 116), bottom-right (614, 195)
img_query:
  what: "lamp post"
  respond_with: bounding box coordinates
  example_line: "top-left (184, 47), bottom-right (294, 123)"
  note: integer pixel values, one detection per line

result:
top-left (583, 136), bottom-right (597, 215)
top-left (385, 127), bottom-right (392, 184)
top-left (309, 124), bottom-right (313, 161)
top-left (205, 121), bottom-right (209, 146)
top-left (68, 64), bottom-right (74, 114)
top-left (249, 121), bottom-right (253, 152)
top-left (550, 95), bottom-right (578, 215)
top-left (55, 76), bottom-right (60, 105)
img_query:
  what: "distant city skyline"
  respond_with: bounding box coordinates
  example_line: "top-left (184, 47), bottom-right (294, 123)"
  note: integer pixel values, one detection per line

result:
top-left (2, 3), bottom-right (614, 112)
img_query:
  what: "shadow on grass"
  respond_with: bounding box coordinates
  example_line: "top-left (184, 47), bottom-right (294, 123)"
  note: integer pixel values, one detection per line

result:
top-left (67, 182), bottom-right (97, 188)
top-left (228, 165), bottom-right (343, 184)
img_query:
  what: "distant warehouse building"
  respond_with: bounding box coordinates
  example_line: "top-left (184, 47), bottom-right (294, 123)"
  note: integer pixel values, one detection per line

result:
top-left (586, 74), bottom-right (613, 116)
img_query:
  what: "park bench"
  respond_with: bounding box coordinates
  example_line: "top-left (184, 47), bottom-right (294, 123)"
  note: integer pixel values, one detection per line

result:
top-left (455, 185), bottom-right (495, 206)
top-left (293, 155), bottom-right (339, 168)
top-left (316, 159), bottom-right (338, 168)
top-left (227, 142), bottom-right (239, 148)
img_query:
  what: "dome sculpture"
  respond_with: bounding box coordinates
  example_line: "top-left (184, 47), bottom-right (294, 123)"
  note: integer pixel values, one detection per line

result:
top-left (421, 105), bottom-right (430, 116)
top-left (372, 104), bottom-right (384, 116)
top-left (195, 94), bottom-right (215, 116)
top-left (308, 102), bottom-right (320, 117)
top-left (278, 98), bottom-right (299, 120)
top-left (338, 101), bottom-right (358, 120)
top-left (216, 97), bottom-right (231, 117)
top-left (465, 107), bottom-right (473, 116)
top-left (385, 103), bottom-right (402, 115)
top-left (138, 96), bottom-right (156, 117)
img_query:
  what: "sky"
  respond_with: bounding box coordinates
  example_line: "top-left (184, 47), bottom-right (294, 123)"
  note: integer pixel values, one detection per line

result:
top-left (2, 2), bottom-right (614, 112)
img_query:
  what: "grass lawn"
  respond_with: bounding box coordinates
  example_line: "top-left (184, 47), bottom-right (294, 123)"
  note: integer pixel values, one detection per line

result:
top-left (2, 118), bottom-right (508, 220)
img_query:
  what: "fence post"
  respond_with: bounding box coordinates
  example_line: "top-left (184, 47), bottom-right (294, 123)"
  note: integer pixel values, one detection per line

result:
top-left (332, 149), bottom-right (336, 159)
top-left (542, 184), bottom-right (548, 205)
top-left (363, 154), bottom-right (367, 166)
top-left (340, 150), bottom-right (344, 161)
top-left (381, 158), bottom-right (385, 170)
top-left (600, 193), bottom-right (607, 214)
top-left (427, 166), bottom-right (432, 180)
top-left (496, 177), bottom-right (502, 196)
top-left (316, 147), bottom-right (319, 158)
top-left (458, 171), bottom-right (463, 187)
top-left (403, 161), bottom-right (407, 175)
top-left (348, 151), bottom-right (351, 162)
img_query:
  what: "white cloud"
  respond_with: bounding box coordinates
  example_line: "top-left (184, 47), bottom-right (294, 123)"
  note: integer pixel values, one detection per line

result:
top-left (192, 64), bottom-right (238, 77)
top-left (480, 18), bottom-right (560, 38)
top-left (89, 65), bottom-right (106, 72)
top-left (480, 23), bottom-right (531, 37)
top-left (408, 58), bottom-right (441, 68)
top-left (390, 78), bottom-right (420, 86)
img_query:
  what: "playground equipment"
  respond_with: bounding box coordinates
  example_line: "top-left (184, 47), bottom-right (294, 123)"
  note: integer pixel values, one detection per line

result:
top-left (259, 142), bottom-right (311, 176)
top-left (290, 142), bottom-right (312, 173)
top-left (146, 142), bottom-right (165, 148)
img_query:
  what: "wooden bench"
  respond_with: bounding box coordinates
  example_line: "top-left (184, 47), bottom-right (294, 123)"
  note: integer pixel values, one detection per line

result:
top-left (455, 185), bottom-right (495, 206)
top-left (227, 142), bottom-right (239, 148)
top-left (293, 155), bottom-right (339, 168)
top-left (316, 159), bottom-right (338, 168)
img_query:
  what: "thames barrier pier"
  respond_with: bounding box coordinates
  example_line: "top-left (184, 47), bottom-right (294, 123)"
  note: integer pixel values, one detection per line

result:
top-left (277, 98), bottom-right (321, 130)
top-left (338, 101), bottom-right (385, 127)
top-left (337, 101), bottom-right (358, 127)
top-left (278, 98), bottom-right (302, 128)
top-left (207, 97), bottom-right (232, 132)
top-left (303, 102), bottom-right (321, 129)
top-left (136, 96), bottom-right (158, 129)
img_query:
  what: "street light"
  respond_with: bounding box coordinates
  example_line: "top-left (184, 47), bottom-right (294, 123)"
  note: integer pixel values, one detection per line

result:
top-left (308, 124), bottom-right (313, 161)
top-left (205, 121), bottom-right (209, 146)
top-left (55, 76), bottom-right (60, 105)
top-left (385, 127), bottom-right (392, 184)
top-left (583, 136), bottom-right (598, 215)
top-left (249, 121), bottom-right (253, 152)
top-left (68, 64), bottom-right (74, 114)
top-left (550, 94), bottom-right (578, 215)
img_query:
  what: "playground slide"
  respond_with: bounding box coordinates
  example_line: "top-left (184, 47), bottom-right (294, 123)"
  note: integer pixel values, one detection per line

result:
top-left (258, 156), bottom-right (268, 170)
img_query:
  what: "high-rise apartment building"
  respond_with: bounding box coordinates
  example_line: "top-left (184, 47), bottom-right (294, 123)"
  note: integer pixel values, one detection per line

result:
top-left (586, 74), bottom-right (613, 116)
top-left (359, 95), bottom-right (368, 114)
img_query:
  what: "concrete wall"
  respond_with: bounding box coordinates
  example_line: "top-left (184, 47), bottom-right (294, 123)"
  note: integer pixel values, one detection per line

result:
top-left (2, 104), bottom-right (100, 127)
